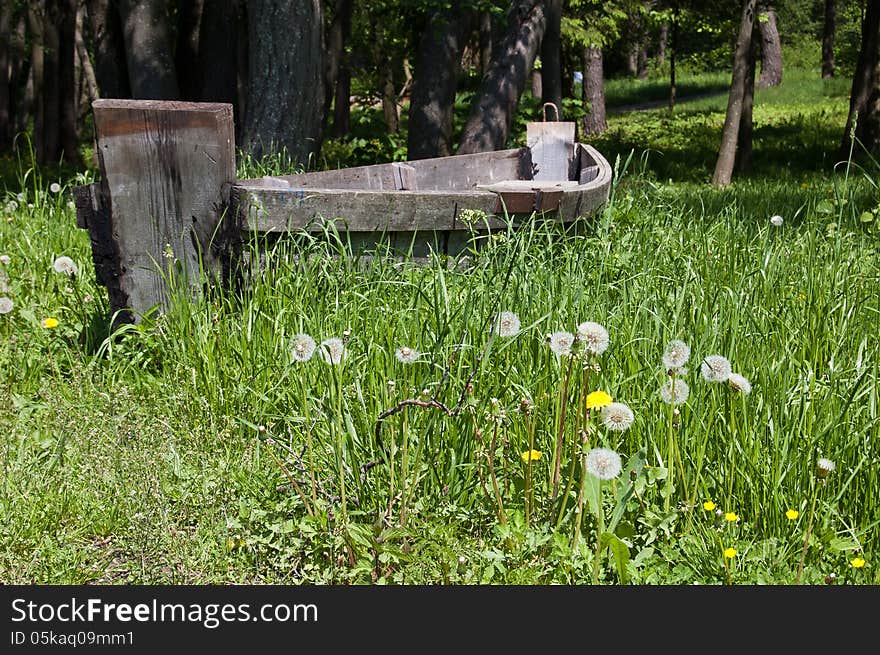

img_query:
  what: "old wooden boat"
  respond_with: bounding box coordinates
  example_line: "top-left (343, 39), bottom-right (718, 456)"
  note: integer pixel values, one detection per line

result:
top-left (230, 118), bottom-right (613, 257)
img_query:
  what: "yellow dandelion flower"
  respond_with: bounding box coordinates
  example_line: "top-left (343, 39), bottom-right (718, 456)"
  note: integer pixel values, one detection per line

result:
top-left (723, 547), bottom-right (737, 559)
top-left (851, 557), bottom-right (866, 569)
top-left (724, 512), bottom-right (739, 522)
top-left (703, 501), bottom-right (716, 511)
top-left (786, 509), bottom-right (799, 520)
top-left (41, 317), bottom-right (59, 329)
top-left (586, 390), bottom-right (613, 410)
top-left (521, 449), bottom-right (542, 462)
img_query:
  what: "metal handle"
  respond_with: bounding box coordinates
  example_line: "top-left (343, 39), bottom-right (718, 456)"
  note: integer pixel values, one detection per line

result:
top-left (542, 102), bottom-right (560, 122)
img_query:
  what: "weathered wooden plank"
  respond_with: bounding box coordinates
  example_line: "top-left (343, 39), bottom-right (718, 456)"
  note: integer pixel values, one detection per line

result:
top-left (527, 120), bottom-right (576, 181)
top-left (407, 148), bottom-right (533, 190)
top-left (392, 163), bottom-right (417, 190)
top-left (232, 186), bottom-right (505, 232)
top-left (92, 99), bottom-right (235, 321)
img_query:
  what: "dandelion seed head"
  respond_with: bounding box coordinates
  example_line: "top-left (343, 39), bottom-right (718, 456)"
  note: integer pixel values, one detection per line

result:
top-left (52, 256), bottom-right (78, 276)
top-left (584, 447), bottom-right (623, 481)
top-left (0, 255), bottom-right (9, 265)
top-left (659, 378), bottom-right (690, 405)
top-left (700, 354), bottom-right (732, 382)
top-left (5, 200), bottom-right (17, 212)
top-left (662, 339), bottom-right (691, 370)
top-left (770, 215), bottom-right (784, 227)
top-left (494, 311), bottom-right (521, 338)
top-left (728, 372), bottom-right (752, 395)
top-left (319, 337), bottom-right (347, 365)
top-left (816, 457), bottom-right (836, 478)
top-left (289, 333), bottom-right (317, 362)
top-left (547, 330), bottom-right (575, 356)
top-left (0, 297), bottom-right (13, 314)
top-left (49, 182), bottom-right (61, 194)
top-left (576, 321), bottom-right (609, 355)
top-left (395, 345), bottom-right (420, 364)
top-left (600, 402), bottom-right (635, 432)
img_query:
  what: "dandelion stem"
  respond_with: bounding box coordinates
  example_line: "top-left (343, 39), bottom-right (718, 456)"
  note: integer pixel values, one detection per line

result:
top-left (551, 352), bottom-right (576, 504)
top-left (796, 478), bottom-right (821, 585)
top-left (488, 421), bottom-right (507, 526)
top-left (591, 487), bottom-right (605, 585)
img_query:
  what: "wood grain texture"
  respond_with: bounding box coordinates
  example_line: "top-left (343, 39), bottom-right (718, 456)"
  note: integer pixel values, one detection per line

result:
top-left (93, 99), bottom-right (235, 321)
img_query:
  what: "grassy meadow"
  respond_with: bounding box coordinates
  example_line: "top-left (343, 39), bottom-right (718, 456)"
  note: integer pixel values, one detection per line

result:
top-left (1, 65), bottom-right (878, 585)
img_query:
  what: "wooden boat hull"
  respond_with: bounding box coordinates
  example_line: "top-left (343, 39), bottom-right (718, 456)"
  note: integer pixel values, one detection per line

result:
top-left (230, 143), bottom-right (613, 254)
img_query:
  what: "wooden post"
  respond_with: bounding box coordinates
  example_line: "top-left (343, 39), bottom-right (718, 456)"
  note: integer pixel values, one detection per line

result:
top-left (82, 99), bottom-right (235, 323)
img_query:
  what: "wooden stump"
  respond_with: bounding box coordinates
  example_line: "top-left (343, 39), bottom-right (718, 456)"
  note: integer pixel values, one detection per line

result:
top-left (75, 99), bottom-right (235, 323)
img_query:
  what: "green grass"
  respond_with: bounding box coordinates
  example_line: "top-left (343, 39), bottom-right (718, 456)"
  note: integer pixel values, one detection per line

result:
top-left (1, 67), bottom-right (879, 586)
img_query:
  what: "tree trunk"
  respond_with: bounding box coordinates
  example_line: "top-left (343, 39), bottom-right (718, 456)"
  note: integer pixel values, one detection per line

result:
top-left (407, 6), bottom-right (473, 159)
top-left (175, 0), bottom-right (204, 100)
top-left (85, 0), bottom-right (131, 99)
top-left (333, 67), bottom-right (351, 138)
top-left (324, 0), bottom-right (353, 133)
top-left (10, 13), bottom-right (29, 140)
top-left (196, 0), bottom-right (239, 106)
top-left (711, 0), bottom-right (756, 187)
top-left (457, 0), bottom-right (546, 154)
top-left (76, 9), bottom-right (100, 121)
top-left (33, 1), bottom-right (60, 164)
top-left (658, 23), bottom-right (668, 67)
top-left (58, 0), bottom-right (80, 166)
top-left (582, 45), bottom-right (606, 136)
top-left (0, 2), bottom-right (12, 149)
top-left (118, 0), bottom-right (179, 99)
top-left (479, 10), bottom-right (493, 76)
top-left (757, 5), bottom-right (782, 88)
top-left (375, 41), bottom-right (399, 134)
top-left (669, 9), bottom-right (678, 111)
top-left (822, 0), bottom-right (835, 79)
top-left (242, 0), bottom-right (324, 165)
top-left (736, 37), bottom-right (757, 172)
top-left (840, 0), bottom-right (880, 158)
top-left (541, 0), bottom-right (562, 116)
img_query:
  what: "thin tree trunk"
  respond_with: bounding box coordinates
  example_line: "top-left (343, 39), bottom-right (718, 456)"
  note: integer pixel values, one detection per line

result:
top-left (840, 0), bottom-right (880, 158)
top-left (407, 6), bottom-right (473, 159)
top-left (58, 0), bottom-right (80, 166)
top-left (242, 0), bottom-right (324, 165)
top-left (457, 0), bottom-right (547, 154)
top-left (76, 10), bottom-right (99, 120)
top-left (582, 45), bottom-right (606, 136)
top-left (736, 38), bottom-right (757, 172)
top-left (658, 23), bottom-right (668, 66)
top-left (711, 0), bottom-right (756, 187)
top-left (0, 2), bottom-right (12, 149)
top-left (10, 14), bottom-right (29, 141)
top-left (479, 11), bottom-right (493, 77)
top-left (324, 0), bottom-right (353, 133)
top-left (333, 66), bottom-right (351, 138)
top-left (377, 50), bottom-right (399, 134)
top-left (541, 0), bottom-right (562, 116)
top-left (822, 0), bottom-right (836, 79)
top-left (757, 5), bottom-right (782, 88)
top-left (175, 0), bottom-right (204, 100)
top-left (670, 7), bottom-right (678, 111)
top-left (118, 0), bottom-right (179, 99)
top-left (85, 0), bottom-right (131, 99)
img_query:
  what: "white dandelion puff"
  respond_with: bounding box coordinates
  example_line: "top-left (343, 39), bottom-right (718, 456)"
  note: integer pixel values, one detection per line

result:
top-left (662, 339), bottom-right (691, 371)
top-left (770, 215), bottom-right (784, 227)
top-left (0, 297), bottom-right (12, 314)
top-left (727, 373), bottom-right (752, 395)
top-left (816, 457), bottom-right (836, 478)
top-left (601, 402), bottom-right (635, 432)
top-left (577, 321), bottom-right (609, 355)
top-left (5, 200), bottom-right (17, 212)
top-left (52, 256), bottom-right (78, 276)
top-left (289, 333), bottom-right (317, 363)
top-left (659, 378), bottom-right (690, 406)
top-left (49, 182), bottom-right (61, 194)
top-left (584, 447), bottom-right (623, 481)
top-left (494, 311), bottom-right (521, 337)
top-left (547, 331), bottom-right (575, 356)
top-left (319, 337), bottom-right (347, 365)
top-left (0, 255), bottom-right (9, 265)
top-left (700, 354), bottom-right (732, 382)
top-left (394, 345), bottom-right (420, 364)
